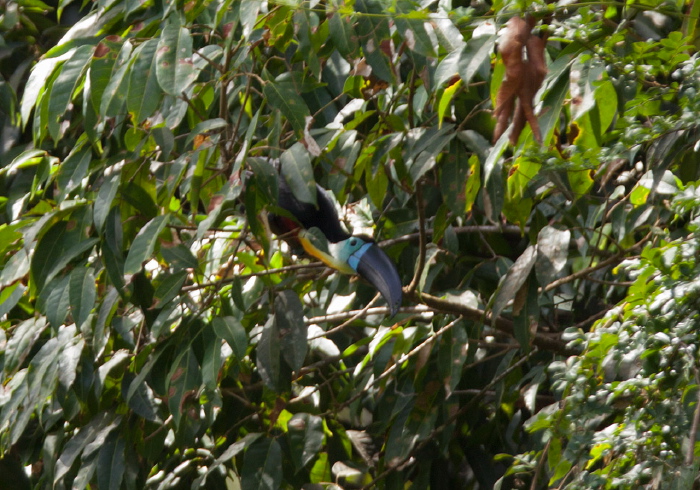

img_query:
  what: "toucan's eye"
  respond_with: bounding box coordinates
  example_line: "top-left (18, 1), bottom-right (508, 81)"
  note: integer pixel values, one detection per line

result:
top-left (349, 238), bottom-right (357, 246)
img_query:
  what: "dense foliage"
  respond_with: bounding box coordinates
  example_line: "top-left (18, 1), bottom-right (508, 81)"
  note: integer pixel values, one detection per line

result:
top-left (2, 0), bottom-right (700, 488)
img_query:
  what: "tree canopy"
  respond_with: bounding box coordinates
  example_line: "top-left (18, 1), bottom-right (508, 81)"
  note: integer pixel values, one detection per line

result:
top-left (2, 0), bottom-right (700, 488)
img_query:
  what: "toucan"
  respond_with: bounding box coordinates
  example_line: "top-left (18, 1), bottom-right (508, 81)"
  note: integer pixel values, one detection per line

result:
top-left (270, 177), bottom-right (403, 316)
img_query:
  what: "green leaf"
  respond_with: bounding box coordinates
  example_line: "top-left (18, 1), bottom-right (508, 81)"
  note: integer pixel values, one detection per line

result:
top-left (328, 9), bottom-right (358, 57)
top-left (54, 412), bottom-right (121, 485)
top-left (458, 34), bottom-right (496, 85)
top-left (166, 346), bottom-right (201, 427)
top-left (539, 67), bottom-right (570, 145)
top-left (193, 433), bottom-right (264, 488)
top-left (355, 0), bottom-right (392, 82)
top-left (99, 42), bottom-right (133, 117)
top-left (248, 156), bottom-right (279, 204)
top-left (96, 431), bottom-right (125, 490)
top-left (47, 44), bottom-right (93, 140)
top-left (160, 243), bottom-right (198, 270)
top-left (0, 248), bottom-right (30, 288)
top-left (183, 117), bottom-right (227, 149)
top-left (42, 274), bottom-right (71, 328)
top-left (31, 220), bottom-right (98, 294)
top-left (288, 413), bottom-right (324, 471)
top-left (123, 370), bottom-right (161, 422)
top-left (70, 266), bottom-right (96, 329)
top-left (482, 131), bottom-right (508, 221)
top-left (89, 36), bottom-right (122, 114)
top-left (0, 282), bottom-right (25, 317)
top-left (213, 316), bottom-right (248, 361)
top-left (280, 143), bottom-right (316, 206)
top-left (241, 438), bottom-right (283, 490)
top-left (4, 317), bottom-right (48, 373)
top-left (156, 21), bottom-right (196, 96)
top-left (127, 39), bottom-right (162, 123)
top-left (440, 140), bottom-right (470, 215)
top-left (93, 170), bottom-right (120, 234)
top-left (20, 56), bottom-right (63, 127)
top-left (263, 76), bottom-right (310, 135)
top-left (152, 270), bottom-right (187, 308)
top-left (57, 325), bottom-right (84, 390)
top-left (277, 290), bottom-right (307, 373)
top-left (406, 125), bottom-right (455, 184)
top-left (394, 1), bottom-right (436, 57)
top-left (438, 320), bottom-right (468, 397)
top-left (491, 245), bottom-right (537, 323)
top-left (56, 143), bottom-right (92, 203)
top-left (437, 79), bottom-right (461, 128)
top-left (256, 317), bottom-right (281, 390)
top-left (123, 215), bottom-right (170, 276)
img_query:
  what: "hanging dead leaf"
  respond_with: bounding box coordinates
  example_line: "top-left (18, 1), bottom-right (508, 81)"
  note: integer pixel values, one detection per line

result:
top-left (493, 16), bottom-right (548, 145)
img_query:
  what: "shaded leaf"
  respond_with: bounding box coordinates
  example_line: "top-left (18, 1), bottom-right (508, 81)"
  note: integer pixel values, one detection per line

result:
top-left (241, 438), bottom-right (283, 490)
top-left (277, 290), bottom-right (307, 373)
top-left (97, 431), bottom-right (125, 490)
top-left (123, 215), bottom-right (170, 276)
top-left (70, 266), bottom-right (96, 329)
top-left (280, 143), bottom-right (316, 206)
top-left (288, 413), bottom-right (324, 471)
top-left (491, 245), bottom-right (537, 322)
top-left (256, 317), bottom-right (280, 390)
top-left (213, 316), bottom-right (248, 361)
top-left (263, 78), bottom-right (310, 134)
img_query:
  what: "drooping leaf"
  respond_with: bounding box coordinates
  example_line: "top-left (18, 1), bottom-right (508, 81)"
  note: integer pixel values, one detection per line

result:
top-left (69, 266), bottom-right (96, 329)
top-left (4, 317), bottom-right (48, 373)
top-left (280, 143), bottom-right (316, 206)
top-left (213, 316), bottom-right (248, 361)
top-left (536, 226), bottom-right (571, 287)
top-left (96, 431), bottom-right (125, 490)
top-left (491, 244), bottom-right (537, 322)
top-left (256, 317), bottom-right (281, 390)
top-left (277, 290), bottom-right (307, 373)
top-left (127, 39), bottom-right (162, 123)
top-left (166, 346), bottom-right (201, 427)
top-left (47, 44), bottom-right (93, 140)
top-left (241, 438), bottom-right (283, 490)
top-left (123, 215), bottom-right (170, 276)
top-left (156, 21), bottom-right (196, 96)
top-left (288, 413), bottom-right (324, 471)
top-left (263, 77), bottom-right (310, 134)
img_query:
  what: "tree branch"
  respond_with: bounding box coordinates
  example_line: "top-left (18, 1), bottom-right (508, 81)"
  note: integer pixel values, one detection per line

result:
top-left (404, 289), bottom-right (576, 355)
top-left (379, 224), bottom-right (525, 248)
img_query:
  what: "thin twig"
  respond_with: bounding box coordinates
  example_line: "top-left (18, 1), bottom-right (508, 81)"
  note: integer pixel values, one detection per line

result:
top-left (531, 437), bottom-right (552, 490)
top-left (379, 224), bottom-right (525, 248)
top-left (404, 289), bottom-right (575, 355)
top-left (182, 262), bottom-right (326, 292)
top-left (308, 294), bottom-right (381, 339)
top-left (306, 305), bottom-right (435, 326)
top-left (543, 230), bottom-right (652, 293)
top-left (407, 181), bottom-right (427, 294)
top-left (362, 349), bottom-right (538, 489)
top-left (685, 367), bottom-right (700, 466)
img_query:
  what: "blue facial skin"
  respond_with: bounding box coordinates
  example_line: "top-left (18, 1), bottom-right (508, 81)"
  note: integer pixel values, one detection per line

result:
top-left (346, 239), bottom-right (373, 272)
top-left (298, 229), bottom-right (402, 317)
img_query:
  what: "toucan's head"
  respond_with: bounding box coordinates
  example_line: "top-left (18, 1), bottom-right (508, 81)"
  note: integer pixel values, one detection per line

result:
top-left (299, 228), bottom-right (402, 316)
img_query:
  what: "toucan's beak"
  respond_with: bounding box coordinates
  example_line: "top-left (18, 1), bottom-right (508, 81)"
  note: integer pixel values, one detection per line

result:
top-left (354, 243), bottom-right (402, 317)
top-left (299, 229), bottom-right (402, 316)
